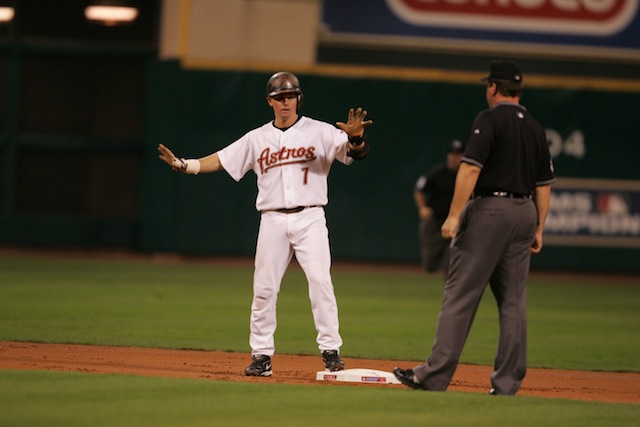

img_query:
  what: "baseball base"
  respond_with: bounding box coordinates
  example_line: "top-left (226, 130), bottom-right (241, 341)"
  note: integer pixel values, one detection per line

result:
top-left (316, 368), bottom-right (401, 384)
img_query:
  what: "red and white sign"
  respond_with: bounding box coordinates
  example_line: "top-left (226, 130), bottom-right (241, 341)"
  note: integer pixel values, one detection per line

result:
top-left (386, 0), bottom-right (639, 35)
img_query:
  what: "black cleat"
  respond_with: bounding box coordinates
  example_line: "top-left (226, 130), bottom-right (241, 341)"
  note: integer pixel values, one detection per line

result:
top-left (393, 367), bottom-right (428, 390)
top-left (245, 354), bottom-right (272, 377)
top-left (321, 350), bottom-right (345, 372)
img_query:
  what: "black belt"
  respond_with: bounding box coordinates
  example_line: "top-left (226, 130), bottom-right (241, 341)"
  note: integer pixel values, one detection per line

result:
top-left (472, 191), bottom-right (532, 199)
top-left (264, 205), bottom-right (322, 214)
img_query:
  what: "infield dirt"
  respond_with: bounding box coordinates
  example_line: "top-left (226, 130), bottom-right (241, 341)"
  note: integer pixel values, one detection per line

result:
top-left (2, 341), bottom-right (639, 404)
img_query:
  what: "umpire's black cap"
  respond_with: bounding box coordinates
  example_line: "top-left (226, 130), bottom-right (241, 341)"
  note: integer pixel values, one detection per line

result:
top-left (480, 60), bottom-right (523, 83)
top-left (447, 140), bottom-right (465, 154)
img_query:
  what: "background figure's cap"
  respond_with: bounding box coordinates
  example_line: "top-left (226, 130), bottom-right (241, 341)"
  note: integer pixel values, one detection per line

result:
top-left (447, 140), bottom-right (465, 154)
top-left (480, 60), bottom-right (523, 83)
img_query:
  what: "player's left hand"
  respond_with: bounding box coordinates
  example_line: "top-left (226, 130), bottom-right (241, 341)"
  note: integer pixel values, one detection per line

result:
top-left (337, 107), bottom-right (373, 139)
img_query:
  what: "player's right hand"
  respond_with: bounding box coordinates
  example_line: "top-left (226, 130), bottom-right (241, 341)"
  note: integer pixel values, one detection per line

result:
top-left (158, 144), bottom-right (184, 172)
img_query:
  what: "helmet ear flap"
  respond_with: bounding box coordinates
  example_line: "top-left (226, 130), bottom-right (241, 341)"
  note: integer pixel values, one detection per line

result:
top-left (297, 93), bottom-right (303, 108)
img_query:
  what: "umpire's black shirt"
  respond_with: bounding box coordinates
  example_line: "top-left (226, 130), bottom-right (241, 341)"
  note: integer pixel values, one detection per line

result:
top-left (416, 164), bottom-right (457, 221)
top-left (462, 102), bottom-right (555, 194)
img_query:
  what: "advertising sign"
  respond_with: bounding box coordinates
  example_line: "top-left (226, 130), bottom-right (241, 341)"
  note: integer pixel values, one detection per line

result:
top-left (321, 0), bottom-right (640, 59)
top-left (546, 178), bottom-right (640, 248)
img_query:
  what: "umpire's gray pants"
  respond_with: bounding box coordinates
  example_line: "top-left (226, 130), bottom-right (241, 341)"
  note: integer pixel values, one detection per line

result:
top-left (412, 196), bottom-right (537, 395)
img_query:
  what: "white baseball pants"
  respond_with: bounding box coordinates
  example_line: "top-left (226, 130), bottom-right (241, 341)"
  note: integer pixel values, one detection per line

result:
top-left (250, 206), bottom-right (343, 356)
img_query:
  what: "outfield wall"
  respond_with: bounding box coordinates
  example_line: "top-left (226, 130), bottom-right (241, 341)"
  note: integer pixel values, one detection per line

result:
top-left (2, 58), bottom-right (639, 272)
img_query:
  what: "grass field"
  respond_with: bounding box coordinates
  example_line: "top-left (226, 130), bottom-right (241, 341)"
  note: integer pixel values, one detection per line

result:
top-left (1, 252), bottom-right (639, 426)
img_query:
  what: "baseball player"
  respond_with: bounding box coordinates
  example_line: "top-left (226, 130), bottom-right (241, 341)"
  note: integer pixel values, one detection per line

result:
top-left (158, 71), bottom-right (372, 377)
top-left (394, 60), bottom-right (555, 395)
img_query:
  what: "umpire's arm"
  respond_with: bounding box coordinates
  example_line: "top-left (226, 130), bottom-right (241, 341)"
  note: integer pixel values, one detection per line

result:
top-left (531, 185), bottom-right (551, 254)
top-left (441, 162), bottom-right (481, 239)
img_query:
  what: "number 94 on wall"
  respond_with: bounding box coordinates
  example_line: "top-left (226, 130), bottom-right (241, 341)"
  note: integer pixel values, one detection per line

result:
top-left (546, 129), bottom-right (585, 159)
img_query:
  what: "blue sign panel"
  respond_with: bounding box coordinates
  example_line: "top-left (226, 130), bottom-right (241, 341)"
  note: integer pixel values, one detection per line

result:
top-left (321, 0), bottom-right (640, 58)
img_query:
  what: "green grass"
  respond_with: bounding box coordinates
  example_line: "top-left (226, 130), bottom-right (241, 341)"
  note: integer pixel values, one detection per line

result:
top-left (0, 257), bottom-right (253, 350)
top-left (1, 370), bottom-right (638, 427)
top-left (1, 255), bottom-right (638, 371)
top-left (1, 254), bottom-right (639, 426)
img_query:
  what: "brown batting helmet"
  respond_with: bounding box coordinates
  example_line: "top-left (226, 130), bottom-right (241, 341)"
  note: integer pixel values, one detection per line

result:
top-left (266, 72), bottom-right (303, 107)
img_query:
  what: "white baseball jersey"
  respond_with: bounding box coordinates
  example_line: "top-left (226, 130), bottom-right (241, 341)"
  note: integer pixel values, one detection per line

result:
top-left (217, 116), bottom-right (353, 211)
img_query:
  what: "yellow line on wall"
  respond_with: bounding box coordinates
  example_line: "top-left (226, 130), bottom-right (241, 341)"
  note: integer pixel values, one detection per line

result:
top-left (179, 58), bottom-right (640, 93)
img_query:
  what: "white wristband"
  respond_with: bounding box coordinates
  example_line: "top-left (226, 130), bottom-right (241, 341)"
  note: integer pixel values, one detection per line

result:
top-left (183, 159), bottom-right (201, 175)
top-left (171, 157), bottom-right (201, 175)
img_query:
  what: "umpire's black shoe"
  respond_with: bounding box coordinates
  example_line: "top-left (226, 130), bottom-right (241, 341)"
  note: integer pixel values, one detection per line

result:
top-left (393, 367), bottom-right (428, 390)
top-left (245, 354), bottom-right (272, 377)
top-left (322, 350), bottom-right (345, 372)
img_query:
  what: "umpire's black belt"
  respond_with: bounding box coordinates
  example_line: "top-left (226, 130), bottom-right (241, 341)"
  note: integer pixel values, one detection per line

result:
top-left (472, 191), bottom-right (533, 200)
top-left (263, 205), bottom-right (322, 214)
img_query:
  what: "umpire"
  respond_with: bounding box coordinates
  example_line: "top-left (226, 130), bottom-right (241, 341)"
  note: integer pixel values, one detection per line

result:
top-left (394, 60), bottom-right (555, 395)
top-left (414, 140), bottom-right (464, 275)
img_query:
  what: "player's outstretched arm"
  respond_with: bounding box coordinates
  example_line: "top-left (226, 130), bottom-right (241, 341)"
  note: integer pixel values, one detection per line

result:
top-left (198, 152), bottom-right (224, 173)
top-left (158, 144), bottom-right (224, 175)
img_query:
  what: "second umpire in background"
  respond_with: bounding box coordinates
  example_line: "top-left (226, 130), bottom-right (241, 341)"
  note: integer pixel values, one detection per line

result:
top-left (414, 140), bottom-right (464, 275)
top-left (394, 60), bottom-right (556, 395)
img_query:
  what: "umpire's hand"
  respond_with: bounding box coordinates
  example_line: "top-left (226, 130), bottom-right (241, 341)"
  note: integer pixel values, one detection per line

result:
top-left (441, 216), bottom-right (459, 239)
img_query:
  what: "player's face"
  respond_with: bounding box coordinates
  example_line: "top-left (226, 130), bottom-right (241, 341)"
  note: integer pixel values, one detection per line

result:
top-left (268, 92), bottom-right (298, 122)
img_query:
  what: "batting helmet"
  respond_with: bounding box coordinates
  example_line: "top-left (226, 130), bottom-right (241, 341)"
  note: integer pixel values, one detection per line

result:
top-left (266, 72), bottom-right (303, 107)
